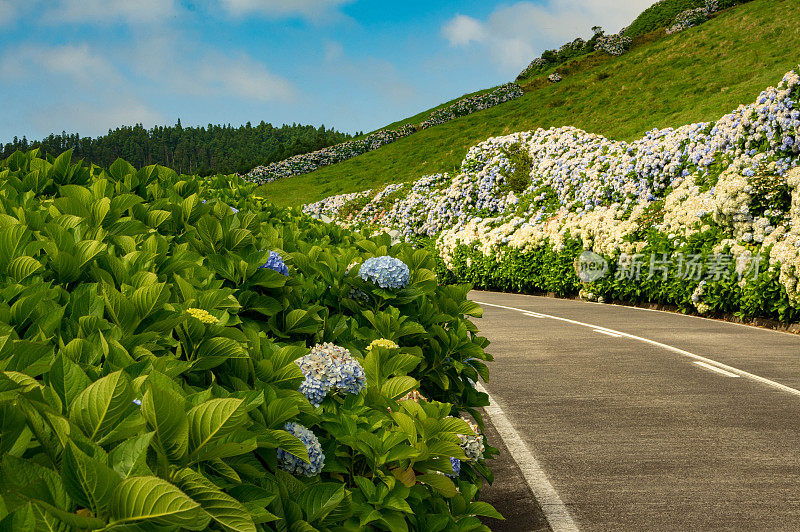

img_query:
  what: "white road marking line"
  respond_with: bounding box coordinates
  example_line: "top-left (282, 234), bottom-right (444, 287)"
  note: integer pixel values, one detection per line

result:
top-left (476, 381), bottom-right (579, 532)
top-left (693, 361), bottom-right (740, 378)
top-left (476, 300), bottom-right (800, 397)
top-left (523, 312), bottom-right (545, 318)
top-left (593, 329), bottom-right (622, 338)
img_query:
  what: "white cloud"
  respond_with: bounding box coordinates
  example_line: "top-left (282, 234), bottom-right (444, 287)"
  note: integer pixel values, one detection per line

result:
top-left (204, 54), bottom-right (295, 102)
top-left (0, 43), bottom-right (164, 136)
top-left (442, 0), bottom-right (656, 72)
top-left (219, 0), bottom-right (353, 21)
top-left (128, 35), bottom-right (295, 103)
top-left (0, 43), bottom-right (122, 87)
top-left (442, 15), bottom-right (486, 46)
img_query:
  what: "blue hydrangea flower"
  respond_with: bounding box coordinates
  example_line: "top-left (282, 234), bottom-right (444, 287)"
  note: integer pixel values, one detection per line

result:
top-left (259, 250), bottom-right (289, 276)
top-left (446, 457), bottom-right (461, 479)
top-left (296, 343), bottom-right (367, 406)
top-left (277, 422), bottom-right (325, 476)
top-left (230, 206), bottom-right (239, 214)
top-left (359, 256), bottom-right (410, 289)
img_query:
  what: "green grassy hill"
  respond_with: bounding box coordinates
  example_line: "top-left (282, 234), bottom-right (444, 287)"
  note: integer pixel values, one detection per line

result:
top-left (259, 0), bottom-right (799, 207)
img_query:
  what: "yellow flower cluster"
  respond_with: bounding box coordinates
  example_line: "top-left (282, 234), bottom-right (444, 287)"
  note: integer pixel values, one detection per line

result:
top-left (367, 338), bottom-right (398, 350)
top-left (186, 307), bottom-right (218, 324)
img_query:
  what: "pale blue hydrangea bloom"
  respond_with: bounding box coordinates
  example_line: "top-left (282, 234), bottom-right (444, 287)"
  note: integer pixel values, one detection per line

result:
top-left (259, 250), bottom-right (289, 276)
top-left (359, 256), bottom-right (410, 289)
top-left (458, 418), bottom-right (485, 461)
top-left (296, 343), bottom-right (367, 406)
top-left (277, 422), bottom-right (325, 476)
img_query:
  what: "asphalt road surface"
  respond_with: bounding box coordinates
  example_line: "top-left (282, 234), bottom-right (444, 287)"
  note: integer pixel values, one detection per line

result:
top-left (472, 290), bottom-right (800, 532)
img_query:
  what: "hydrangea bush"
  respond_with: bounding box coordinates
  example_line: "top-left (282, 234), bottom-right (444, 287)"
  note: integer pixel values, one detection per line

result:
top-left (0, 150), bottom-right (499, 529)
top-left (308, 68), bottom-right (800, 323)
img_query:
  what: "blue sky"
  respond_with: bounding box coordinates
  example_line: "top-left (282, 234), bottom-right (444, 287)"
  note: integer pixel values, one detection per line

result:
top-left (0, 0), bottom-right (655, 141)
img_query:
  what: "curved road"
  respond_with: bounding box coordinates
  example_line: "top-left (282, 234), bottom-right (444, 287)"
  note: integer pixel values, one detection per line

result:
top-left (472, 290), bottom-right (800, 532)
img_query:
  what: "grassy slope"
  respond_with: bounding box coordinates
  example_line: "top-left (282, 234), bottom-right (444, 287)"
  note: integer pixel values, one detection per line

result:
top-left (259, 0), bottom-right (800, 207)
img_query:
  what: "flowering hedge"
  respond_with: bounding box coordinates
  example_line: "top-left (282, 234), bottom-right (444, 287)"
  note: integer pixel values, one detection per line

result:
top-left (246, 126), bottom-right (416, 184)
top-left (245, 84), bottom-right (524, 184)
top-left (419, 84), bottom-right (524, 130)
top-left (306, 68), bottom-right (800, 323)
top-left (0, 150), bottom-right (501, 529)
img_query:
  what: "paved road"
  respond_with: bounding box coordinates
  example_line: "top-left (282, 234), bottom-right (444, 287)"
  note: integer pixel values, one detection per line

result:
top-left (473, 290), bottom-right (800, 532)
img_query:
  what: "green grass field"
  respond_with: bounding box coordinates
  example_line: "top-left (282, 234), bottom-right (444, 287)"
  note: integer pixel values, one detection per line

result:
top-left (258, 0), bottom-right (800, 207)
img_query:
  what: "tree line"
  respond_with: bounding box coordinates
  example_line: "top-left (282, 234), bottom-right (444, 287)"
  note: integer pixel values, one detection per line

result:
top-left (1, 120), bottom-right (357, 176)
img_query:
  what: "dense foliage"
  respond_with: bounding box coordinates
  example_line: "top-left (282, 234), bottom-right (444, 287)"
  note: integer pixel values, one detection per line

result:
top-left (0, 149), bottom-right (501, 530)
top-left (1, 121), bottom-right (353, 177)
top-left (305, 68), bottom-right (800, 323)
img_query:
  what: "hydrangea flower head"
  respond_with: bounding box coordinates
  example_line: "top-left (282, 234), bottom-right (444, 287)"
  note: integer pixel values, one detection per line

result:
top-left (359, 256), bottom-right (410, 289)
top-left (446, 457), bottom-right (462, 479)
top-left (367, 338), bottom-right (399, 351)
top-left (259, 250), bottom-right (289, 276)
top-left (348, 288), bottom-right (370, 304)
top-left (277, 422), bottom-right (325, 476)
top-left (296, 343), bottom-right (367, 406)
top-left (457, 418), bottom-right (485, 462)
top-left (186, 308), bottom-right (218, 324)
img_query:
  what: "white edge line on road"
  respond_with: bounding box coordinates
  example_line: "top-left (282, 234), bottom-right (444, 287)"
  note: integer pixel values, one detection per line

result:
top-left (523, 312), bottom-right (545, 318)
top-left (476, 300), bottom-right (800, 398)
top-left (475, 381), bottom-right (580, 532)
top-left (693, 361), bottom-right (740, 378)
top-left (593, 329), bottom-right (622, 338)
top-left (471, 290), bottom-right (800, 337)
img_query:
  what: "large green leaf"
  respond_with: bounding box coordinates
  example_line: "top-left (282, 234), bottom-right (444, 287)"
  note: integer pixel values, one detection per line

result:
top-left (109, 432), bottom-right (153, 478)
top-left (187, 398), bottom-right (247, 458)
top-left (130, 283), bottom-right (169, 320)
top-left (415, 474), bottom-right (457, 498)
top-left (141, 385), bottom-right (188, 462)
top-left (6, 256), bottom-right (42, 282)
top-left (69, 370), bottom-right (134, 440)
top-left (61, 442), bottom-right (121, 516)
top-left (48, 353), bottom-right (91, 410)
top-left (109, 476), bottom-right (210, 530)
top-left (296, 483), bottom-right (346, 524)
top-left (193, 337), bottom-right (248, 371)
top-left (172, 468), bottom-right (256, 532)
top-left (381, 376), bottom-right (418, 400)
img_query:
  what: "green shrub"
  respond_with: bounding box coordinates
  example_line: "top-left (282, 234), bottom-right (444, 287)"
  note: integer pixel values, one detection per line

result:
top-left (0, 149), bottom-right (500, 530)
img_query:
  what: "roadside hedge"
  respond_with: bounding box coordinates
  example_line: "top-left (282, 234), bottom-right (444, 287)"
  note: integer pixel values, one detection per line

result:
top-left (0, 149), bottom-right (500, 531)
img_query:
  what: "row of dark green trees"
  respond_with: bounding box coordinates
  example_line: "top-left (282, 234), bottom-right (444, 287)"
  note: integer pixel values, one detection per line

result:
top-left (2, 120), bottom-right (357, 176)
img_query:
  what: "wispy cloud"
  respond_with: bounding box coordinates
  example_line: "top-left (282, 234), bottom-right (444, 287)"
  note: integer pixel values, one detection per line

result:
top-left (0, 43), bottom-right (123, 86)
top-left (442, 0), bottom-right (656, 72)
top-left (218, 0), bottom-right (354, 21)
top-left (128, 34), bottom-right (295, 103)
top-left (34, 0), bottom-right (178, 25)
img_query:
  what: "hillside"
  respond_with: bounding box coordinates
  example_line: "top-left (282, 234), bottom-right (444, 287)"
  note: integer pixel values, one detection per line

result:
top-left (257, 0), bottom-right (800, 207)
